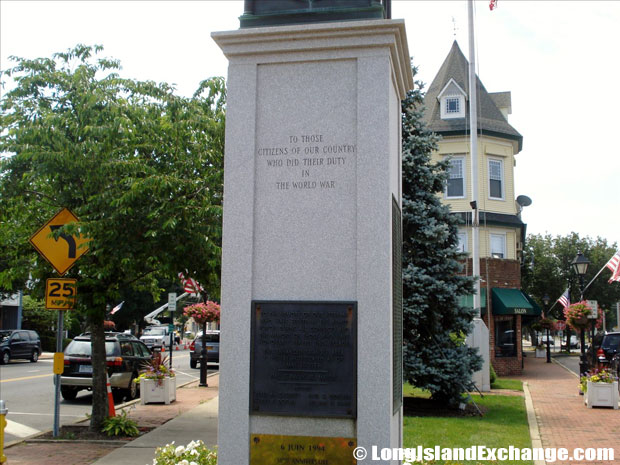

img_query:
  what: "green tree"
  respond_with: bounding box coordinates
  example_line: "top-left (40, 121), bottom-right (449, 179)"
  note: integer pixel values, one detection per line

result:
top-left (523, 233), bottom-right (620, 328)
top-left (401, 66), bottom-right (481, 406)
top-left (0, 45), bottom-right (225, 430)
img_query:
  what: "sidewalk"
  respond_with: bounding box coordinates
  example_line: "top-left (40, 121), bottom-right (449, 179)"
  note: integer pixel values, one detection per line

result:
top-left (3, 374), bottom-right (219, 465)
top-left (520, 356), bottom-right (619, 465)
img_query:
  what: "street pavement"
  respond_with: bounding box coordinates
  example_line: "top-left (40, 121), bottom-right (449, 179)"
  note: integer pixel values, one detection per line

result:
top-left (4, 353), bottom-right (619, 465)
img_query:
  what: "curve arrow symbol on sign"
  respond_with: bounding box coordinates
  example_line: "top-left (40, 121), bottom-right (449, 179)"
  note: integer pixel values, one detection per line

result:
top-left (49, 225), bottom-right (77, 258)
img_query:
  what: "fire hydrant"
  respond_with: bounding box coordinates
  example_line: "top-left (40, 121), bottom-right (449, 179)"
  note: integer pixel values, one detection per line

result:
top-left (0, 399), bottom-right (7, 464)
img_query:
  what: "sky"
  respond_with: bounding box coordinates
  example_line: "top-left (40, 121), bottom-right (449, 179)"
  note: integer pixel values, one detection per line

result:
top-left (2, 0), bottom-right (619, 250)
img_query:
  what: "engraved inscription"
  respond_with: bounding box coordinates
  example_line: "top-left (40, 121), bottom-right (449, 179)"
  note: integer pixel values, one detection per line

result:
top-left (257, 133), bottom-right (356, 191)
top-left (250, 301), bottom-right (357, 418)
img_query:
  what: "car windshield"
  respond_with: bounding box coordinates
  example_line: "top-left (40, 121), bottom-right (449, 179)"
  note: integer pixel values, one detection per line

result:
top-left (143, 328), bottom-right (166, 336)
top-left (65, 340), bottom-right (118, 357)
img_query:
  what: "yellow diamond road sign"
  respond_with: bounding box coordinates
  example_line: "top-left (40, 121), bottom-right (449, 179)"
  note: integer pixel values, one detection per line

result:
top-left (29, 208), bottom-right (89, 276)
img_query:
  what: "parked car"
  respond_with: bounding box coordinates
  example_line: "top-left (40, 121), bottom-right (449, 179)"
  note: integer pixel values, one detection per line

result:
top-left (595, 332), bottom-right (620, 365)
top-left (540, 335), bottom-right (554, 346)
top-left (60, 332), bottom-right (152, 401)
top-left (0, 329), bottom-right (41, 364)
top-left (560, 335), bottom-right (580, 350)
top-left (189, 330), bottom-right (220, 368)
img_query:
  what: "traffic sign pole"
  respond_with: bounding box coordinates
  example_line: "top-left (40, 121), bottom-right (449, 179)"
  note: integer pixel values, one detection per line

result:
top-left (53, 311), bottom-right (63, 437)
top-left (168, 293), bottom-right (176, 370)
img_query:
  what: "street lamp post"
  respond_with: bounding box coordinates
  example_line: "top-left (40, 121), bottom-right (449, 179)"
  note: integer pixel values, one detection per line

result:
top-left (572, 251), bottom-right (591, 376)
top-left (543, 294), bottom-right (551, 363)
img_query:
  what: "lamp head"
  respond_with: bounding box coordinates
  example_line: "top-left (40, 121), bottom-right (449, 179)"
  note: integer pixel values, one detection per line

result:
top-left (571, 251), bottom-right (590, 276)
top-left (543, 294), bottom-right (550, 306)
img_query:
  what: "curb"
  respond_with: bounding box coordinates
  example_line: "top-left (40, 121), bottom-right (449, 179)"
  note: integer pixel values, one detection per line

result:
top-left (4, 372), bottom-right (218, 449)
top-left (523, 381), bottom-right (546, 465)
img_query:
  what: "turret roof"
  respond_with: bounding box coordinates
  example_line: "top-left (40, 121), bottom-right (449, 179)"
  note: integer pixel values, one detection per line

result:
top-left (422, 41), bottom-right (523, 151)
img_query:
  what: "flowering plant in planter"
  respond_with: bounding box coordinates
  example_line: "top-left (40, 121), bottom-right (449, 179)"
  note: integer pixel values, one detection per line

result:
top-left (563, 301), bottom-right (592, 331)
top-left (153, 440), bottom-right (217, 465)
top-left (580, 368), bottom-right (617, 393)
top-left (183, 301), bottom-right (221, 325)
top-left (135, 354), bottom-right (175, 386)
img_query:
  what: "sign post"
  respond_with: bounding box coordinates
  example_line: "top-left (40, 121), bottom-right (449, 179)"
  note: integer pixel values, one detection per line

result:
top-left (30, 209), bottom-right (87, 438)
top-left (168, 293), bottom-right (176, 369)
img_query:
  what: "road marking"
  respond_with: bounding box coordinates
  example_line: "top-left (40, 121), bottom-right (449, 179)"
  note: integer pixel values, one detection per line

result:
top-left (5, 419), bottom-right (41, 438)
top-left (9, 412), bottom-right (84, 417)
top-left (0, 373), bottom-right (53, 383)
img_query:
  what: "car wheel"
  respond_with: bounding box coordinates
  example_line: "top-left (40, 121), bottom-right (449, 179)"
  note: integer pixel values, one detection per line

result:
top-left (0, 351), bottom-right (9, 365)
top-left (190, 359), bottom-right (197, 369)
top-left (61, 387), bottom-right (78, 400)
top-left (30, 350), bottom-right (39, 362)
top-left (124, 374), bottom-right (139, 401)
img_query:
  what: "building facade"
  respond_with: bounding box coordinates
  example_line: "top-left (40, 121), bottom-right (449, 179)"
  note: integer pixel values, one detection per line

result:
top-left (423, 42), bottom-right (539, 375)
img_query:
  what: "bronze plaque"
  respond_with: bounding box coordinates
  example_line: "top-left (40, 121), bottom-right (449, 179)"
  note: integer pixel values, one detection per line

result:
top-left (250, 434), bottom-right (356, 465)
top-left (250, 301), bottom-right (357, 418)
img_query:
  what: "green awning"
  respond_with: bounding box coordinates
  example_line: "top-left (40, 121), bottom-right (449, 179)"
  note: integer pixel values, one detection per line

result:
top-left (491, 288), bottom-right (539, 316)
top-left (459, 288), bottom-right (487, 313)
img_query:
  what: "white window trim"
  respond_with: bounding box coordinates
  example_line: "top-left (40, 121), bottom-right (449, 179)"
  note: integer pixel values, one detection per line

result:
top-left (444, 155), bottom-right (466, 199)
top-left (488, 157), bottom-right (505, 200)
top-left (457, 230), bottom-right (468, 254)
top-left (440, 94), bottom-right (466, 119)
top-left (490, 233), bottom-right (506, 259)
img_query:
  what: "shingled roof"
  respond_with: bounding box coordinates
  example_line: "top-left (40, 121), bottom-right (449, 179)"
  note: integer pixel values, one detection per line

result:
top-left (422, 41), bottom-right (523, 152)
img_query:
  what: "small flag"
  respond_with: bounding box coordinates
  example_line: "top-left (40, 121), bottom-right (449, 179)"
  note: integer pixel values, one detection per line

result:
top-left (110, 301), bottom-right (124, 315)
top-left (489, 0), bottom-right (498, 11)
top-left (178, 271), bottom-right (204, 294)
top-left (605, 251), bottom-right (620, 283)
top-left (557, 289), bottom-right (570, 309)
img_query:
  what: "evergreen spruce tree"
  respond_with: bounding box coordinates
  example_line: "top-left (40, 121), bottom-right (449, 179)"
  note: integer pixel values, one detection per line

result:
top-left (401, 66), bottom-right (482, 406)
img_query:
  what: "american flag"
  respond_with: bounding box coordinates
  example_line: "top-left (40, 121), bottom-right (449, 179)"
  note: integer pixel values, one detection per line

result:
top-left (110, 301), bottom-right (124, 315)
top-left (178, 272), bottom-right (204, 294)
top-left (606, 251), bottom-right (620, 283)
top-left (557, 288), bottom-right (570, 308)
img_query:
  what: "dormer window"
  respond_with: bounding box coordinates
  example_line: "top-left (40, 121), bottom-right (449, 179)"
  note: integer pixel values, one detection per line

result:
top-left (441, 95), bottom-right (465, 119)
top-left (446, 97), bottom-right (460, 114)
top-left (437, 79), bottom-right (467, 120)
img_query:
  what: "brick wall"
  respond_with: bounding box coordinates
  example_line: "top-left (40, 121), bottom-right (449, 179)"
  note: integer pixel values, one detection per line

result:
top-left (462, 258), bottom-right (524, 376)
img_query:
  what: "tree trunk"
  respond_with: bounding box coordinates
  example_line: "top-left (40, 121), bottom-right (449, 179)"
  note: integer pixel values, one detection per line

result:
top-left (89, 315), bottom-right (108, 431)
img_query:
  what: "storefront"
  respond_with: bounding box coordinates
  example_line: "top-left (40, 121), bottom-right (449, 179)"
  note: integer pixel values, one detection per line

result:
top-left (462, 287), bottom-right (540, 376)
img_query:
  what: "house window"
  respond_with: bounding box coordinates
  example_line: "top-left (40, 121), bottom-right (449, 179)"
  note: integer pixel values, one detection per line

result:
top-left (446, 157), bottom-right (465, 198)
top-left (446, 97), bottom-right (460, 114)
top-left (495, 317), bottom-right (517, 357)
top-left (490, 233), bottom-right (506, 259)
top-left (457, 231), bottom-right (467, 253)
top-left (488, 159), bottom-right (504, 199)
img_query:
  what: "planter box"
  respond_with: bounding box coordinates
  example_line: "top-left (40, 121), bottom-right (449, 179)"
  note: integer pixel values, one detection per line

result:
top-left (585, 381), bottom-right (618, 409)
top-left (535, 348), bottom-right (546, 358)
top-left (140, 376), bottom-right (176, 405)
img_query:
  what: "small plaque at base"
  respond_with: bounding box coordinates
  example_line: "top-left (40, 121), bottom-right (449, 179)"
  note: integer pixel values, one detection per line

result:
top-left (250, 434), bottom-right (357, 465)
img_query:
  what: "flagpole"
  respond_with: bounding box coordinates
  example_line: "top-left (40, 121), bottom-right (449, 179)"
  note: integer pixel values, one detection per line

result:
top-left (582, 250), bottom-right (620, 296)
top-left (468, 0), bottom-right (480, 316)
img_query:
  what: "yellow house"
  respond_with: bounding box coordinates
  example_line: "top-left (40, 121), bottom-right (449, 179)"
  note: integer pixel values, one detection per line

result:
top-left (423, 41), bottom-right (539, 375)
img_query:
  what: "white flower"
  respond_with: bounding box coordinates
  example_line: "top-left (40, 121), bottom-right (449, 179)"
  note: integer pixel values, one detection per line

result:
top-left (190, 449), bottom-right (198, 456)
top-left (189, 462), bottom-right (198, 465)
top-left (177, 460), bottom-right (189, 465)
top-left (175, 445), bottom-right (186, 456)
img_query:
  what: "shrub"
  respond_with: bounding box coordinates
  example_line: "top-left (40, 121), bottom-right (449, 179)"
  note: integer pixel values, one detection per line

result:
top-left (153, 440), bottom-right (217, 465)
top-left (101, 410), bottom-right (139, 437)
